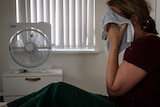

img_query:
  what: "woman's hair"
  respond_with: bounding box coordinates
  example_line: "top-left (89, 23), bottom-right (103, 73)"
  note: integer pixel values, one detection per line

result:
top-left (107, 0), bottom-right (158, 34)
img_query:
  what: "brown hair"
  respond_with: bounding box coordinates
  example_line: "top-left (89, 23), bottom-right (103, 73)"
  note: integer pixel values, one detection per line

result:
top-left (107, 0), bottom-right (158, 34)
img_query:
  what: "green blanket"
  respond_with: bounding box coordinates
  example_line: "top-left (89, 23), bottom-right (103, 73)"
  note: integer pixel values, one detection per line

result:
top-left (7, 82), bottom-right (117, 107)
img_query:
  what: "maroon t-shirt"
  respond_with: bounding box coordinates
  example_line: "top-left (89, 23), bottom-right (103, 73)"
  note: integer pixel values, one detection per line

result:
top-left (109, 35), bottom-right (160, 107)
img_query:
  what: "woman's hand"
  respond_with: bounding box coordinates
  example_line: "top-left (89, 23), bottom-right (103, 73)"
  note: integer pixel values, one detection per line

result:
top-left (106, 23), bottom-right (128, 49)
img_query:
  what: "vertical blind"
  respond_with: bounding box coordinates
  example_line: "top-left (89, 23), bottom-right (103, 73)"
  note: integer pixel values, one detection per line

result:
top-left (16, 0), bottom-right (95, 50)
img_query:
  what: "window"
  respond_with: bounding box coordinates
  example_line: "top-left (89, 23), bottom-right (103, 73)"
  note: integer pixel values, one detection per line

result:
top-left (16, 0), bottom-right (95, 52)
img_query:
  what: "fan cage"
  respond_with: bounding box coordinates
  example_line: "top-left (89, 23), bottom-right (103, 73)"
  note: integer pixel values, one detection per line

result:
top-left (9, 27), bottom-right (51, 68)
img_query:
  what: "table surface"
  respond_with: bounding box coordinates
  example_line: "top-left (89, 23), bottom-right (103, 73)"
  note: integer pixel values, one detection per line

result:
top-left (0, 102), bottom-right (7, 106)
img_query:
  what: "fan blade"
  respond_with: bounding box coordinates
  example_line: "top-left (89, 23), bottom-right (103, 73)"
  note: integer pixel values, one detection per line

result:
top-left (20, 33), bottom-right (27, 45)
top-left (16, 39), bottom-right (25, 48)
top-left (36, 34), bottom-right (45, 46)
top-left (33, 48), bottom-right (42, 62)
top-left (22, 52), bottom-right (30, 65)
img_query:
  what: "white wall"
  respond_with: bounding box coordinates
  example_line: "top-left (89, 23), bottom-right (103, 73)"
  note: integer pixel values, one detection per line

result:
top-left (0, 0), bottom-right (110, 95)
top-left (0, 0), bottom-right (16, 92)
top-left (155, 0), bottom-right (160, 33)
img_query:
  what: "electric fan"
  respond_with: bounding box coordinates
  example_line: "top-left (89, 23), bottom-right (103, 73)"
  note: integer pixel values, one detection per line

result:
top-left (8, 23), bottom-right (53, 72)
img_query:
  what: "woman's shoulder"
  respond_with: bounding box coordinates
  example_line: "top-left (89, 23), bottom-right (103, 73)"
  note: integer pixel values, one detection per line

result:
top-left (135, 35), bottom-right (160, 47)
top-left (125, 35), bottom-right (160, 56)
top-left (145, 35), bottom-right (160, 41)
top-left (145, 35), bottom-right (160, 46)
top-left (146, 35), bottom-right (160, 40)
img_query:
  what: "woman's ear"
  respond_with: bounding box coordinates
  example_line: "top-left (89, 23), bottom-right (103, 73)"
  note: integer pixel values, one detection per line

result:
top-left (130, 14), bottom-right (138, 25)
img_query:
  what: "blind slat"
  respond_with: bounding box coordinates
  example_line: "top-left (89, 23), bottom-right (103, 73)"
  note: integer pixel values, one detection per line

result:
top-left (82, 0), bottom-right (87, 48)
top-left (16, 0), bottom-right (26, 22)
top-left (25, 0), bottom-right (31, 22)
top-left (75, 0), bottom-right (82, 48)
top-left (69, 0), bottom-right (75, 48)
top-left (37, 0), bottom-right (44, 22)
top-left (87, 0), bottom-right (94, 48)
top-left (50, 0), bottom-right (55, 45)
top-left (55, 0), bottom-right (63, 47)
top-left (44, 0), bottom-right (50, 23)
top-left (63, 0), bottom-right (69, 48)
top-left (30, 0), bottom-right (37, 22)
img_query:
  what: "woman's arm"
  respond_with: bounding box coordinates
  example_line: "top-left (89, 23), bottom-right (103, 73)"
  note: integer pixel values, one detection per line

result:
top-left (106, 60), bottom-right (147, 96)
top-left (106, 24), bottom-right (147, 96)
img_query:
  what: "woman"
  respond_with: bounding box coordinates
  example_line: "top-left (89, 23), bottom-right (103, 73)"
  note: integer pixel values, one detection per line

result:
top-left (105, 0), bottom-right (160, 107)
top-left (1, 0), bottom-right (160, 107)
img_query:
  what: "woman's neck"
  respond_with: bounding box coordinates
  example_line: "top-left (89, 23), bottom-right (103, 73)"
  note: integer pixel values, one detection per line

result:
top-left (134, 30), bottom-right (155, 40)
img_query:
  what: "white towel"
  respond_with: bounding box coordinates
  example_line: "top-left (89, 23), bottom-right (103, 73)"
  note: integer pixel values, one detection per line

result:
top-left (102, 8), bottom-right (134, 53)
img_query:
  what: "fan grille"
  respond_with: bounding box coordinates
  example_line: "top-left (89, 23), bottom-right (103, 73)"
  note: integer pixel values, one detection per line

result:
top-left (9, 27), bottom-right (51, 68)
